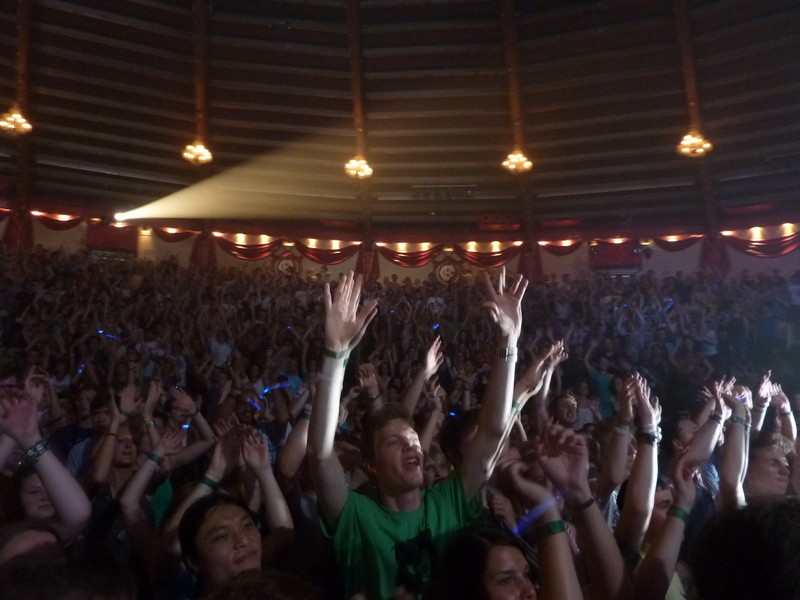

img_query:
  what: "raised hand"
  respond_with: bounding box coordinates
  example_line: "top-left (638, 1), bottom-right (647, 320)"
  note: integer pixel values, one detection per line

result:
top-left (515, 349), bottom-right (548, 398)
top-left (770, 383), bottom-right (791, 412)
top-left (153, 427), bottom-right (185, 459)
top-left (119, 383), bottom-right (140, 416)
top-left (547, 340), bottom-right (569, 368)
top-left (670, 448), bottom-right (697, 512)
top-left (241, 427), bottom-right (271, 471)
top-left (714, 377), bottom-right (735, 409)
top-left (24, 367), bottom-right (48, 409)
top-left (732, 384), bottom-right (753, 410)
top-left (357, 364), bottom-right (381, 398)
top-left (538, 423), bottom-right (592, 504)
top-left (0, 395), bottom-right (41, 447)
top-left (144, 379), bottom-right (162, 421)
top-left (208, 418), bottom-right (240, 479)
top-left (756, 370), bottom-right (773, 407)
top-left (323, 272), bottom-right (378, 355)
top-left (618, 378), bottom-right (636, 423)
top-left (488, 490), bottom-right (517, 529)
top-left (496, 448), bottom-right (555, 507)
top-left (632, 373), bottom-right (661, 428)
top-left (422, 337), bottom-right (444, 379)
top-left (169, 387), bottom-right (197, 416)
top-left (481, 267), bottom-right (528, 342)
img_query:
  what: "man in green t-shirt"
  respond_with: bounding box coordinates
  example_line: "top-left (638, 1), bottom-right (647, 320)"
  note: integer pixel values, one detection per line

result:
top-left (308, 270), bottom-right (527, 599)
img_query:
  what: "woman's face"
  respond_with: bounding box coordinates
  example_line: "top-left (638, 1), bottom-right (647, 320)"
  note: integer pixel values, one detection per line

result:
top-left (423, 454), bottom-right (449, 487)
top-left (483, 545), bottom-right (536, 600)
top-left (112, 426), bottom-right (138, 468)
top-left (191, 503), bottom-right (262, 589)
top-left (19, 474), bottom-right (55, 521)
top-left (746, 445), bottom-right (790, 498)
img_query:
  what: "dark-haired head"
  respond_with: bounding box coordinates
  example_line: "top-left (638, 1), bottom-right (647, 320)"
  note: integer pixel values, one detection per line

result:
top-left (690, 498), bottom-right (800, 600)
top-left (178, 493), bottom-right (263, 590)
top-left (427, 527), bottom-right (537, 600)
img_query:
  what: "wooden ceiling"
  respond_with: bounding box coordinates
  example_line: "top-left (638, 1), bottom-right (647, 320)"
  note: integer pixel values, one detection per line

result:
top-left (0, 0), bottom-right (798, 241)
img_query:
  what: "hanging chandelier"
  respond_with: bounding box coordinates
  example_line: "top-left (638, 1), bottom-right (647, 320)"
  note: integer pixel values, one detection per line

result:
top-left (182, 0), bottom-right (212, 165)
top-left (183, 141), bottom-right (213, 165)
top-left (0, 105), bottom-right (32, 135)
top-left (502, 150), bottom-right (532, 173)
top-left (677, 130), bottom-right (712, 157)
top-left (345, 156), bottom-right (373, 179)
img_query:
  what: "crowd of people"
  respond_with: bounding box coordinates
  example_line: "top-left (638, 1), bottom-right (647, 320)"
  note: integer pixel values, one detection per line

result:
top-left (0, 244), bottom-right (799, 599)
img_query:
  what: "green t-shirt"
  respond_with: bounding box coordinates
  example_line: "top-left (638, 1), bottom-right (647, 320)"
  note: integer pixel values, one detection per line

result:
top-left (322, 476), bottom-right (482, 600)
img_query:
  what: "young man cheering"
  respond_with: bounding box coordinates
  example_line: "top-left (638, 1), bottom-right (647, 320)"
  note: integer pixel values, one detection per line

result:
top-left (308, 270), bottom-right (527, 599)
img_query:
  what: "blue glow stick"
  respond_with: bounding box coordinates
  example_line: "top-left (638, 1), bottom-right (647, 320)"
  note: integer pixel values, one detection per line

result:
top-left (512, 496), bottom-right (559, 536)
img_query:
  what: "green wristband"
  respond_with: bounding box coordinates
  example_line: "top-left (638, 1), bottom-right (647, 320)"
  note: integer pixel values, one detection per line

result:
top-left (533, 519), bottom-right (566, 542)
top-left (323, 348), bottom-right (349, 360)
top-left (667, 504), bottom-right (690, 524)
top-left (728, 414), bottom-right (750, 430)
top-left (200, 475), bottom-right (219, 490)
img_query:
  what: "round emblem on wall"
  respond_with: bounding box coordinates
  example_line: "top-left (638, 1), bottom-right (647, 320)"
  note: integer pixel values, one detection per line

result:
top-left (434, 258), bottom-right (460, 284)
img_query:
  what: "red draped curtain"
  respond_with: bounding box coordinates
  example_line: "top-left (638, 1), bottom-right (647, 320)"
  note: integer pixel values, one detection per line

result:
top-left (294, 240), bottom-right (361, 265)
top-left (213, 236), bottom-right (285, 261)
top-left (153, 228), bottom-right (197, 243)
top-left (191, 233), bottom-right (217, 270)
top-left (724, 232), bottom-right (800, 257)
top-left (699, 235), bottom-right (730, 274)
top-left (517, 245), bottom-right (543, 281)
top-left (2, 211), bottom-right (33, 250)
top-left (538, 241), bottom-right (584, 257)
top-left (35, 215), bottom-right (84, 231)
top-left (356, 244), bottom-right (380, 279)
top-left (652, 235), bottom-right (703, 252)
top-left (377, 244), bottom-right (444, 268)
top-left (453, 244), bottom-right (521, 268)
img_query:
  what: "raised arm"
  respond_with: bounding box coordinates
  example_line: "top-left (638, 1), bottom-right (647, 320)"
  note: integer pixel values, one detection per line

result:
top-left (682, 388), bottom-right (726, 471)
top-left (716, 379), bottom-right (748, 513)
top-left (750, 371), bottom-right (772, 435)
top-left (241, 427), bottom-right (294, 562)
top-left (119, 427), bottom-right (184, 583)
top-left (165, 389), bottom-right (216, 467)
top-left (400, 337), bottom-right (443, 415)
top-left (540, 423), bottom-right (633, 600)
top-left (162, 418), bottom-right (239, 553)
top-left (0, 382), bottom-right (91, 542)
top-left (597, 384), bottom-right (634, 504)
top-left (461, 268), bottom-right (527, 499)
top-left (770, 383), bottom-right (796, 443)
top-left (90, 387), bottom-right (127, 489)
top-left (308, 272), bottom-right (377, 526)
top-left (496, 452), bottom-right (583, 600)
top-left (614, 375), bottom-right (661, 557)
top-left (633, 449), bottom-right (696, 600)
top-left (418, 381), bottom-right (446, 453)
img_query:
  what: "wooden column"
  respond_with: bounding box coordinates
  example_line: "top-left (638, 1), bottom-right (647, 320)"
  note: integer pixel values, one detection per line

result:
top-left (15, 0), bottom-right (32, 210)
top-left (346, 0), bottom-right (372, 240)
top-left (193, 0), bottom-right (209, 145)
top-left (673, 0), bottom-right (716, 234)
top-left (500, 0), bottom-right (536, 241)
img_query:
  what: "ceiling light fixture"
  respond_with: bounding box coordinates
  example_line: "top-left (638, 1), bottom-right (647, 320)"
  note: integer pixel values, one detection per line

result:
top-left (677, 130), bottom-right (712, 157)
top-left (502, 150), bottom-right (532, 173)
top-left (345, 156), bottom-right (373, 179)
top-left (0, 105), bottom-right (31, 135)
